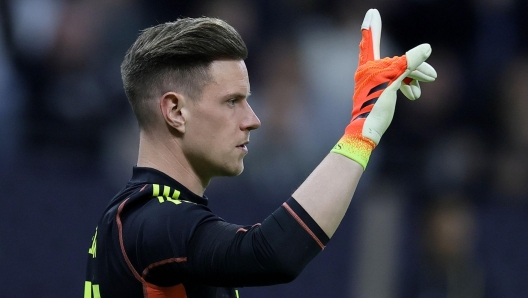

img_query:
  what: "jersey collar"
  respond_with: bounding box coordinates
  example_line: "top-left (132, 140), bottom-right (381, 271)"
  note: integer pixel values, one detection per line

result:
top-left (128, 166), bottom-right (209, 206)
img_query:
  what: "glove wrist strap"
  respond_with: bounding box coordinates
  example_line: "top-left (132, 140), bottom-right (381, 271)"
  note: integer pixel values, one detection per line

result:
top-left (331, 133), bottom-right (375, 170)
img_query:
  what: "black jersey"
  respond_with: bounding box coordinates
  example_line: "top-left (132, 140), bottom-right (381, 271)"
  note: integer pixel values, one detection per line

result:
top-left (85, 167), bottom-right (329, 298)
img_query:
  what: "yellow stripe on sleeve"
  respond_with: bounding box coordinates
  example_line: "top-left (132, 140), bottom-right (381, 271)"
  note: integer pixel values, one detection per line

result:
top-left (153, 184), bottom-right (160, 197)
top-left (92, 284), bottom-right (101, 298)
top-left (172, 189), bottom-right (181, 199)
top-left (84, 281), bottom-right (92, 298)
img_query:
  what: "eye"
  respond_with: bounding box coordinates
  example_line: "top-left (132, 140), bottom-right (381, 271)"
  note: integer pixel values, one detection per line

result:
top-left (228, 98), bottom-right (237, 106)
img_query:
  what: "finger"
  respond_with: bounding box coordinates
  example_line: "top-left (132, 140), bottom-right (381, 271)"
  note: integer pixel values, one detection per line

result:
top-left (358, 9), bottom-right (382, 66)
top-left (405, 43), bottom-right (432, 71)
top-left (400, 79), bottom-right (421, 100)
top-left (407, 62), bottom-right (437, 82)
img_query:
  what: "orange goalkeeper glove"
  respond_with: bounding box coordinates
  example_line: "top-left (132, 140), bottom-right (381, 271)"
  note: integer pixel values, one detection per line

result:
top-left (331, 8), bottom-right (437, 169)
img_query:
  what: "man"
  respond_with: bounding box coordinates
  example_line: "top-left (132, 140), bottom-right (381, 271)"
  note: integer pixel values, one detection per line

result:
top-left (85, 9), bottom-right (436, 298)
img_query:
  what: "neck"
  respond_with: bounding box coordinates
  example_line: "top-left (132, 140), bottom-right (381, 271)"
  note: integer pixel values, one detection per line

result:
top-left (136, 130), bottom-right (208, 196)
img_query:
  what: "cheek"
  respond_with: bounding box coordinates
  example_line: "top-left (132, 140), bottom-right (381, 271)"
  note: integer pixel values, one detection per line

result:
top-left (201, 111), bottom-right (236, 134)
top-left (190, 116), bottom-right (230, 149)
top-left (188, 104), bottom-right (239, 146)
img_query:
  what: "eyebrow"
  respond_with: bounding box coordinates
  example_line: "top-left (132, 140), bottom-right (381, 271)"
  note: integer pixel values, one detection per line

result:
top-left (226, 91), bottom-right (251, 99)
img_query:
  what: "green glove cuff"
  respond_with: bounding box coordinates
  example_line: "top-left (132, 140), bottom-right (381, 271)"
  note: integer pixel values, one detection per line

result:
top-left (330, 134), bottom-right (376, 170)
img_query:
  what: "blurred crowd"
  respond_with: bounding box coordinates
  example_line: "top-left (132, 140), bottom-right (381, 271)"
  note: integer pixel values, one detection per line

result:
top-left (0, 0), bottom-right (527, 297)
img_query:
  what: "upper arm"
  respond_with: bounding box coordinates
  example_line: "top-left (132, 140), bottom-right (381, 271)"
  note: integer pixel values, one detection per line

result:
top-left (186, 198), bottom-right (329, 287)
top-left (124, 197), bottom-right (329, 288)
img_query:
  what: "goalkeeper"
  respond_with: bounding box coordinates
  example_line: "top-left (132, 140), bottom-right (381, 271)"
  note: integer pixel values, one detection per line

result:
top-left (85, 8), bottom-right (436, 298)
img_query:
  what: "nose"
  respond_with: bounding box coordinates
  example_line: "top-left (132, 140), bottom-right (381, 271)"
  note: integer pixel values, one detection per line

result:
top-left (241, 101), bottom-right (261, 131)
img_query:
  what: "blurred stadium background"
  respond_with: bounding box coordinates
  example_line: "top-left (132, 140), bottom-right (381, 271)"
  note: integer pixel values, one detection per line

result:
top-left (0, 0), bottom-right (527, 297)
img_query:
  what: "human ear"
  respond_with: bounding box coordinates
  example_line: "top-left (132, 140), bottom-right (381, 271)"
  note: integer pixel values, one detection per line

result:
top-left (160, 92), bottom-right (186, 134)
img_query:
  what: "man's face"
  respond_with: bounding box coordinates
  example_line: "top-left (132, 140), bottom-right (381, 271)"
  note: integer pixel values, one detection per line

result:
top-left (182, 60), bottom-right (260, 180)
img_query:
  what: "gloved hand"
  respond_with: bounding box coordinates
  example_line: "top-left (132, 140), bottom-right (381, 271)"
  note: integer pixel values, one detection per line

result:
top-left (331, 8), bottom-right (437, 169)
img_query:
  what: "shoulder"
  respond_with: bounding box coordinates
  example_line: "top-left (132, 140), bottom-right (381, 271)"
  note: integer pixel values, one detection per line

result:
top-left (120, 184), bottom-right (224, 258)
top-left (122, 183), bottom-right (222, 238)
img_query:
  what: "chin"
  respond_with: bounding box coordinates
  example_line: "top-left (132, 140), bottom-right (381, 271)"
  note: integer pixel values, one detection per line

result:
top-left (234, 165), bottom-right (244, 176)
top-left (230, 166), bottom-right (245, 177)
top-left (221, 163), bottom-right (245, 177)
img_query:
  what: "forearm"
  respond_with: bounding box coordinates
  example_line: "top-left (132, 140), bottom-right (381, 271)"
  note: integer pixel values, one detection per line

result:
top-left (292, 152), bottom-right (363, 238)
top-left (292, 9), bottom-right (435, 239)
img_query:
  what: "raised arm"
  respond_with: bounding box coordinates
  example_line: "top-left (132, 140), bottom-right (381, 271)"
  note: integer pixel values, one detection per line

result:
top-left (293, 9), bottom-right (437, 237)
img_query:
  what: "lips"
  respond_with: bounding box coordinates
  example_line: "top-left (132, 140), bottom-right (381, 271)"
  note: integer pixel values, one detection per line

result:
top-left (236, 141), bottom-right (249, 151)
